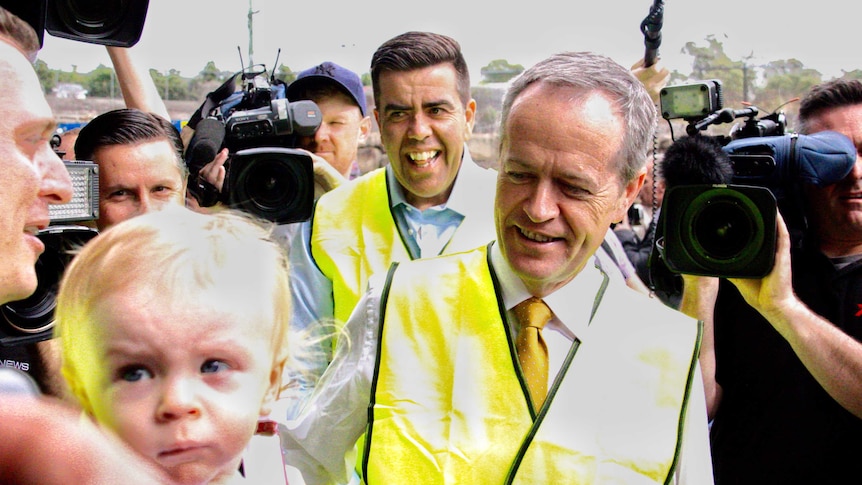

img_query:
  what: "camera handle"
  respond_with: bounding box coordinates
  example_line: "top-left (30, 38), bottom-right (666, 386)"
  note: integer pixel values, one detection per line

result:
top-left (688, 107), bottom-right (759, 136)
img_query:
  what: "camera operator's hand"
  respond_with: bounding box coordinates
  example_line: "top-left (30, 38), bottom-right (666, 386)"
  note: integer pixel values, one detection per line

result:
top-left (727, 212), bottom-right (862, 419)
top-left (727, 212), bottom-right (797, 320)
top-left (198, 147), bottom-right (229, 193)
top-left (631, 57), bottom-right (670, 105)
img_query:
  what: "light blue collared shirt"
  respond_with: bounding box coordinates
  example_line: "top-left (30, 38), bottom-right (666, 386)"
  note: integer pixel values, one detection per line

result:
top-left (387, 166), bottom-right (465, 259)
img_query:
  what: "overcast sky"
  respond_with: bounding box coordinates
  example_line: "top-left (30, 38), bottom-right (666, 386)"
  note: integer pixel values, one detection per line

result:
top-left (38, 0), bottom-right (859, 85)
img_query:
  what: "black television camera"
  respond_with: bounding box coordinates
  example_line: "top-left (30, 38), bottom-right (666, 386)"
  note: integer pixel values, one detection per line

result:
top-left (1, 0), bottom-right (149, 48)
top-left (0, 133), bottom-right (99, 347)
top-left (651, 80), bottom-right (856, 281)
top-left (186, 63), bottom-right (321, 224)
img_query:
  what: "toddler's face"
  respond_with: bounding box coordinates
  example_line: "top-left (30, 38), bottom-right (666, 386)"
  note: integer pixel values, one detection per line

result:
top-left (76, 285), bottom-right (280, 484)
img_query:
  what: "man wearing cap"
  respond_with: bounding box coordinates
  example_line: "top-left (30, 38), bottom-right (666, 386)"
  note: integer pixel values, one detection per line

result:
top-left (265, 61), bottom-right (372, 250)
top-left (287, 61), bottom-right (372, 183)
top-left (194, 61), bottom-right (370, 216)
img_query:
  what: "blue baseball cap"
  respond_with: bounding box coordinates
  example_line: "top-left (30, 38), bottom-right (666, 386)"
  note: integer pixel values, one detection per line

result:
top-left (287, 61), bottom-right (367, 116)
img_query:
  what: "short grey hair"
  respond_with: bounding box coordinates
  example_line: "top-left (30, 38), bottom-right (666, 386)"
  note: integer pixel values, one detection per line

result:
top-left (500, 51), bottom-right (656, 183)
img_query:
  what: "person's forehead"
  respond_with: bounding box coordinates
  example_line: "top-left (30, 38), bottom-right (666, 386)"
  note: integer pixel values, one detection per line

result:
top-left (377, 64), bottom-right (460, 101)
top-left (809, 104), bottom-right (862, 132)
top-left (95, 140), bottom-right (183, 182)
top-left (96, 139), bottom-right (177, 164)
top-left (314, 91), bottom-right (363, 114)
top-left (0, 61), bottom-right (54, 130)
top-left (508, 85), bottom-right (622, 137)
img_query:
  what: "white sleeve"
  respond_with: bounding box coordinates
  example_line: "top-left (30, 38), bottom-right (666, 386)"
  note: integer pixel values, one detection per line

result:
top-left (276, 273), bottom-right (387, 485)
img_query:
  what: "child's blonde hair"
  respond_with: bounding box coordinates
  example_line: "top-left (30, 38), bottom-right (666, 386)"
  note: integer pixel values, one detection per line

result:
top-left (56, 205), bottom-right (291, 409)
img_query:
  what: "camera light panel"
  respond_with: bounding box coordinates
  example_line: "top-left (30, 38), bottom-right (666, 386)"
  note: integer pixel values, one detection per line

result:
top-left (49, 161), bottom-right (98, 223)
top-left (660, 80), bottom-right (723, 120)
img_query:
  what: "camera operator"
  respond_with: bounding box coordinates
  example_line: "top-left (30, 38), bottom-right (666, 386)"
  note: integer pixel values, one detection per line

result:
top-left (680, 78), bottom-right (862, 484)
top-left (273, 61), bottom-right (371, 244)
top-left (190, 62), bottom-right (367, 226)
top-left (287, 61), bottom-right (372, 183)
top-left (74, 108), bottom-right (187, 231)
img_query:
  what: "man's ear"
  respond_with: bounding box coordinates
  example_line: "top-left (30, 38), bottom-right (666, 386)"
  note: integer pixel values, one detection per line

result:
top-left (614, 170), bottom-right (646, 223)
top-left (463, 99), bottom-right (477, 141)
top-left (357, 115), bottom-right (372, 144)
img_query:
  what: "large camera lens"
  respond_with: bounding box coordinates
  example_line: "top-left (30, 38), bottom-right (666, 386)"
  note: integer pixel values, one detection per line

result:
top-left (241, 157), bottom-right (299, 212)
top-left (52, 0), bottom-right (130, 39)
top-left (44, 0), bottom-right (149, 47)
top-left (691, 197), bottom-right (756, 260)
top-left (227, 147), bottom-right (315, 224)
top-left (660, 185), bottom-right (777, 278)
top-left (1, 252), bottom-right (64, 334)
top-left (678, 187), bottom-right (769, 276)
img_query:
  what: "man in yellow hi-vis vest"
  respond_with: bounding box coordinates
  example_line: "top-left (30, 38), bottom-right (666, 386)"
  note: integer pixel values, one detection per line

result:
top-left (278, 51), bottom-right (713, 485)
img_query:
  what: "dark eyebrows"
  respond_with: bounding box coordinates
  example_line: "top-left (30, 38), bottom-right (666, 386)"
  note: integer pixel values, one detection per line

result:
top-left (382, 98), bottom-right (456, 114)
top-left (423, 99), bottom-right (456, 110)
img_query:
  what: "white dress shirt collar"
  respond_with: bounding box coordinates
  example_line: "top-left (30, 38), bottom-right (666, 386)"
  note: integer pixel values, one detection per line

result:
top-left (489, 241), bottom-right (608, 342)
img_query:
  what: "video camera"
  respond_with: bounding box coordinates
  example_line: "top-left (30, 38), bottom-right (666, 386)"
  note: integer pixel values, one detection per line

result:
top-left (0, 133), bottom-right (99, 347)
top-left (186, 62), bottom-right (321, 224)
top-left (651, 80), bottom-right (856, 280)
top-left (1, 0), bottom-right (149, 48)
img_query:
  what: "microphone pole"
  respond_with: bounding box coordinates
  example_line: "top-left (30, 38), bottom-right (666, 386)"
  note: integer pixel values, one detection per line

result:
top-left (641, 0), bottom-right (664, 68)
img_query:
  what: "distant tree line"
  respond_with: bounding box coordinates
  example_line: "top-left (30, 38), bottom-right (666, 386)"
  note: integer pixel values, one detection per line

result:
top-left (34, 59), bottom-right (301, 102)
top-left (35, 36), bottom-right (862, 132)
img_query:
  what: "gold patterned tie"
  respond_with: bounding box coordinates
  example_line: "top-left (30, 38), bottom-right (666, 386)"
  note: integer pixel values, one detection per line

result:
top-left (513, 297), bottom-right (552, 409)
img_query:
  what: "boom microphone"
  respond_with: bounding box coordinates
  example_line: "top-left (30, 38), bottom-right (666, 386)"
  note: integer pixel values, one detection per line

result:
top-left (641, 0), bottom-right (664, 67)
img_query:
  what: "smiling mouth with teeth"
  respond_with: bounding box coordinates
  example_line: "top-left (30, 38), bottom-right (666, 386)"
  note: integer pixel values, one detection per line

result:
top-left (520, 228), bottom-right (556, 243)
top-left (407, 151), bottom-right (439, 167)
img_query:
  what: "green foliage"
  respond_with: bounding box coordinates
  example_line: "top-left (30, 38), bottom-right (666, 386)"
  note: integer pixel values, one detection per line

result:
top-left (840, 70), bottom-right (862, 81)
top-left (85, 64), bottom-right (117, 98)
top-left (198, 61), bottom-right (224, 83)
top-left (674, 35), bottom-right (835, 131)
top-left (681, 35), bottom-right (748, 107)
top-left (471, 85), bottom-right (507, 133)
top-left (273, 64), bottom-right (295, 84)
top-left (479, 59), bottom-right (524, 84)
top-left (34, 59), bottom-right (55, 94)
top-left (759, 59), bottom-right (821, 111)
top-left (148, 68), bottom-right (191, 101)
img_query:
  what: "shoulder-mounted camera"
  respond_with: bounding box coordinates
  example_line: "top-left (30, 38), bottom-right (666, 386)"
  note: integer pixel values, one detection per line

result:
top-left (185, 61), bottom-right (322, 224)
top-left (649, 80), bottom-right (856, 283)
